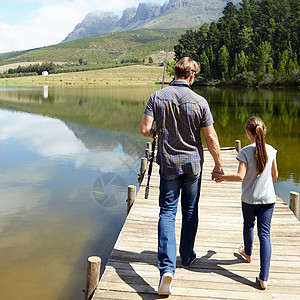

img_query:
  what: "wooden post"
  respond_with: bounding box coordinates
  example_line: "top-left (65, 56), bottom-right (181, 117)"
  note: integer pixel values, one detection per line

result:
top-left (235, 140), bottom-right (241, 152)
top-left (127, 185), bottom-right (136, 214)
top-left (84, 256), bottom-right (101, 300)
top-left (139, 157), bottom-right (148, 183)
top-left (289, 191), bottom-right (299, 219)
top-left (145, 141), bottom-right (152, 158)
top-left (140, 157), bottom-right (147, 174)
top-left (145, 148), bottom-right (150, 158)
top-left (147, 141), bottom-right (152, 152)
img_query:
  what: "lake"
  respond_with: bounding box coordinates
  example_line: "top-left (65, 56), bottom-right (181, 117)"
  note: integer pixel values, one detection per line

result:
top-left (0, 84), bottom-right (299, 299)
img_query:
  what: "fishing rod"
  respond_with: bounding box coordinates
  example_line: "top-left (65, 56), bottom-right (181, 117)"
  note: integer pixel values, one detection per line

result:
top-left (161, 28), bottom-right (171, 89)
top-left (145, 28), bottom-right (171, 199)
top-left (144, 136), bottom-right (156, 199)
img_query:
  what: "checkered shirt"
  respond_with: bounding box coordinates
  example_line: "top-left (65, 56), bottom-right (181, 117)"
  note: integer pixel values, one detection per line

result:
top-left (144, 80), bottom-right (214, 175)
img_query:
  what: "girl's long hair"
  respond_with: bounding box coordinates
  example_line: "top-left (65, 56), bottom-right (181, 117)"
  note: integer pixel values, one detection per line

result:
top-left (245, 117), bottom-right (268, 175)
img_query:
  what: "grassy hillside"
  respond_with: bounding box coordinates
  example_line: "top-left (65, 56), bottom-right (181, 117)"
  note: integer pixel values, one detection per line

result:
top-left (0, 28), bottom-right (187, 66)
top-left (0, 49), bottom-right (34, 63)
top-left (0, 65), bottom-right (172, 85)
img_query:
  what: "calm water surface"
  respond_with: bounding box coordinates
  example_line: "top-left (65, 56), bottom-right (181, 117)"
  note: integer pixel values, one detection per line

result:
top-left (0, 84), bottom-right (299, 299)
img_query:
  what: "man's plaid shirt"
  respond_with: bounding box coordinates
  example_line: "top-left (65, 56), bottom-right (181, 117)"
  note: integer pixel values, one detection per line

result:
top-left (144, 80), bottom-right (214, 175)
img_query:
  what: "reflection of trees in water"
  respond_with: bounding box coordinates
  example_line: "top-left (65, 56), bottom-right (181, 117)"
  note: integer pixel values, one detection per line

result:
top-left (193, 87), bottom-right (300, 183)
top-left (194, 86), bottom-right (299, 137)
top-left (0, 85), bottom-right (152, 134)
top-left (197, 87), bottom-right (299, 129)
top-left (65, 121), bottom-right (146, 158)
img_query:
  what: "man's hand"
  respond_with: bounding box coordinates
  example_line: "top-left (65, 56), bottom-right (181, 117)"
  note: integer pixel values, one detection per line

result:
top-left (212, 166), bottom-right (224, 182)
top-left (202, 125), bottom-right (223, 181)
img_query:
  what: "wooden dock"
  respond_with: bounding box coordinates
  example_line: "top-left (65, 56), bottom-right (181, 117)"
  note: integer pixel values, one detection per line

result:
top-left (92, 148), bottom-right (300, 299)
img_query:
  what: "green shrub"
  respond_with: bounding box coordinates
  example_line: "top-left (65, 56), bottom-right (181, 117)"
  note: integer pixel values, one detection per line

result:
top-left (234, 71), bottom-right (257, 86)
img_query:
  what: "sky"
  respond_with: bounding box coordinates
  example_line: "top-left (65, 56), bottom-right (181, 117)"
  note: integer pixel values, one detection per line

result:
top-left (0, 0), bottom-right (165, 54)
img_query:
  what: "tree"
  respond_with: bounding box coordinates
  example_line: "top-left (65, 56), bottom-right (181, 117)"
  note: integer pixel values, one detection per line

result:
top-left (219, 2), bottom-right (239, 53)
top-left (148, 57), bottom-right (153, 63)
top-left (173, 0), bottom-right (299, 85)
top-left (234, 51), bottom-right (249, 76)
top-left (237, 27), bottom-right (254, 54)
top-left (78, 58), bottom-right (88, 65)
top-left (222, 2), bottom-right (239, 20)
top-left (256, 0), bottom-right (274, 42)
top-left (257, 41), bottom-right (273, 74)
top-left (276, 45), bottom-right (298, 78)
top-left (166, 60), bottom-right (176, 77)
top-left (208, 22), bottom-right (220, 50)
top-left (239, 0), bottom-right (252, 28)
top-left (175, 29), bottom-right (201, 60)
top-left (208, 46), bottom-right (217, 78)
top-left (199, 52), bottom-right (210, 77)
top-left (218, 45), bottom-right (229, 81)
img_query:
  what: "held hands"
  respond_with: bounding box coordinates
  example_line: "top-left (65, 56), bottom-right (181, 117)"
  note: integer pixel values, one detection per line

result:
top-left (211, 166), bottom-right (224, 183)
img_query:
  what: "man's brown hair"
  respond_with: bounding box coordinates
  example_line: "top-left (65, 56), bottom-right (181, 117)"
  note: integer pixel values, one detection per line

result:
top-left (174, 57), bottom-right (200, 79)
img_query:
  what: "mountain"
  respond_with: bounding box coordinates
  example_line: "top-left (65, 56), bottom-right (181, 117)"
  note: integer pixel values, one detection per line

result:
top-left (0, 0), bottom-right (239, 66)
top-left (62, 11), bottom-right (120, 42)
top-left (63, 0), bottom-right (240, 42)
top-left (1, 29), bottom-right (187, 64)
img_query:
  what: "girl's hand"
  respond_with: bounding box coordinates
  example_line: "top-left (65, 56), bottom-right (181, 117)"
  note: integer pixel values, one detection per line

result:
top-left (211, 166), bottom-right (223, 182)
top-left (212, 171), bottom-right (224, 183)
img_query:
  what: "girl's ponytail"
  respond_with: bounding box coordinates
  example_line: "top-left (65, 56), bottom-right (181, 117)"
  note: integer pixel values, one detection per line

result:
top-left (246, 117), bottom-right (268, 175)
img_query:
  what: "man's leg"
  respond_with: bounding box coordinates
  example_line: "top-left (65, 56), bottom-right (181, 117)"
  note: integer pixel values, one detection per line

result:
top-left (158, 171), bottom-right (181, 276)
top-left (179, 172), bottom-right (202, 267)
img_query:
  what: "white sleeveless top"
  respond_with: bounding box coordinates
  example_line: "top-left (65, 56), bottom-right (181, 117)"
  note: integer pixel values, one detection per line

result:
top-left (236, 144), bottom-right (277, 205)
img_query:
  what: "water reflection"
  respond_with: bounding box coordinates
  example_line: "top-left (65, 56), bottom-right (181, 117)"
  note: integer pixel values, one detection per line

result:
top-left (43, 85), bottom-right (48, 99)
top-left (0, 109), bottom-right (146, 300)
top-left (0, 84), bottom-right (299, 299)
top-left (0, 85), bottom-right (156, 132)
top-left (0, 110), bottom-right (87, 158)
top-left (0, 84), bottom-right (298, 196)
top-left (194, 86), bottom-right (300, 199)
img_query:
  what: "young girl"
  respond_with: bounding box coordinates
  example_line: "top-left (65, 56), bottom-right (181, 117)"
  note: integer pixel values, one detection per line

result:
top-left (213, 116), bottom-right (278, 290)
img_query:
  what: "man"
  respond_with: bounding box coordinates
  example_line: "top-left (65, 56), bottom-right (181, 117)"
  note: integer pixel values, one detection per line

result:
top-left (140, 57), bottom-right (222, 295)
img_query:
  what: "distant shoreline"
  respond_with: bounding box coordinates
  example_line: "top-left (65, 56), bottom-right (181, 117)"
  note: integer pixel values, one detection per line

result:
top-left (0, 65), bottom-right (172, 85)
top-left (1, 64), bottom-right (298, 88)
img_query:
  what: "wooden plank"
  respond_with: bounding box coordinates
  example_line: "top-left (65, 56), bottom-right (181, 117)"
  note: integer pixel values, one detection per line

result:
top-left (92, 149), bottom-right (300, 300)
top-left (97, 275), bottom-right (300, 295)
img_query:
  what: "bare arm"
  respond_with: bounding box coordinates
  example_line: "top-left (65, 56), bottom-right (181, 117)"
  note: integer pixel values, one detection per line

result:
top-left (213, 160), bottom-right (247, 182)
top-left (201, 125), bottom-right (223, 176)
top-left (272, 159), bottom-right (278, 184)
top-left (140, 114), bottom-right (155, 138)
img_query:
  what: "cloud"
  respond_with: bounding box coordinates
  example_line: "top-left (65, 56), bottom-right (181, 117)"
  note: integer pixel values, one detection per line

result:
top-left (0, 0), bottom-right (164, 53)
top-left (0, 2), bottom-right (86, 52)
top-left (0, 109), bottom-right (138, 173)
top-left (0, 163), bottom-right (53, 217)
top-left (80, 0), bottom-right (145, 12)
top-left (0, 110), bottom-right (88, 157)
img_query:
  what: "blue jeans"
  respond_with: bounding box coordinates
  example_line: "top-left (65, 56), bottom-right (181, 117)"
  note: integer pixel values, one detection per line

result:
top-left (158, 170), bottom-right (202, 276)
top-left (242, 202), bottom-right (275, 281)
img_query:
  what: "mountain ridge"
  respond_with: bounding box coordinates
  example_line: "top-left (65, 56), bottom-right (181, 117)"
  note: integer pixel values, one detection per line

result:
top-left (0, 28), bottom-right (187, 65)
top-left (63, 0), bottom-right (239, 42)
